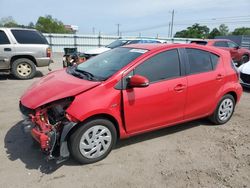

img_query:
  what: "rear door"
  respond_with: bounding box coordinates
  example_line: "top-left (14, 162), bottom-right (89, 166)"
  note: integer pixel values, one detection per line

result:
top-left (0, 30), bottom-right (12, 69)
top-left (184, 48), bottom-right (225, 119)
top-left (122, 49), bottom-right (187, 133)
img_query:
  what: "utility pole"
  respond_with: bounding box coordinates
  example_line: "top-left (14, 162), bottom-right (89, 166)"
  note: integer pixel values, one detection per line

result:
top-left (168, 22), bottom-right (171, 38)
top-left (170, 9), bottom-right (175, 38)
top-left (116, 24), bottom-right (120, 36)
top-left (92, 27), bottom-right (95, 35)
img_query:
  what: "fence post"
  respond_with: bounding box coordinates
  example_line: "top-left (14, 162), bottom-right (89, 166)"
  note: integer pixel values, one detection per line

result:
top-left (98, 32), bottom-right (101, 47)
top-left (49, 34), bottom-right (52, 48)
top-left (74, 34), bottom-right (77, 49)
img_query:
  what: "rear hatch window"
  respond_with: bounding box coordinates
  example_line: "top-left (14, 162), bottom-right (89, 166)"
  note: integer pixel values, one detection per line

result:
top-left (190, 41), bottom-right (208, 45)
top-left (11, 29), bottom-right (48, 44)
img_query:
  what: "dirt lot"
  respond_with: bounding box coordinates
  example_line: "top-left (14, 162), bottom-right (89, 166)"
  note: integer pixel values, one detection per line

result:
top-left (0, 53), bottom-right (250, 188)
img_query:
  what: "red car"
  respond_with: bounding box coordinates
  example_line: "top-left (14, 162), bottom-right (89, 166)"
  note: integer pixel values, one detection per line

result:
top-left (20, 44), bottom-right (242, 164)
top-left (191, 39), bottom-right (250, 66)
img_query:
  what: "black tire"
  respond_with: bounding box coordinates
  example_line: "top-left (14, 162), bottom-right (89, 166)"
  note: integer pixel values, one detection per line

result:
top-left (209, 94), bottom-right (235, 125)
top-left (69, 118), bottom-right (117, 164)
top-left (11, 58), bottom-right (36, 79)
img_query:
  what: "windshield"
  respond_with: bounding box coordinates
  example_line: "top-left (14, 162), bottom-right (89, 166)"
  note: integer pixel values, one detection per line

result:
top-left (71, 47), bottom-right (147, 81)
top-left (106, 40), bottom-right (130, 49)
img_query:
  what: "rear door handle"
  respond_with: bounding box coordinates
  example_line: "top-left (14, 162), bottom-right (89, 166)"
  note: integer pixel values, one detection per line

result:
top-left (4, 48), bottom-right (11, 51)
top-left (174, 84), bottom-right (186, 92)
top-left (216, 74), bottom-right (224, 80)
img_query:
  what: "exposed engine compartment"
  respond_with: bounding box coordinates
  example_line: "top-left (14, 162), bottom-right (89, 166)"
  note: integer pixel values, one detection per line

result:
top-left (20, 97), bottom-right (76, 160)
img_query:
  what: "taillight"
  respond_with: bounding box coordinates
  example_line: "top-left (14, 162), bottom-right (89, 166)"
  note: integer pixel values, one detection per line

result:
top-left (46, 47), bottom-right (51, 58)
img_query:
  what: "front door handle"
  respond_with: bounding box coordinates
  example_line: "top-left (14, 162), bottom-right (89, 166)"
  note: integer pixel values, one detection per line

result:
top-left (4, 48), bottom-right (11, 51)
top-left (174, 84), bottom-right (186, 92)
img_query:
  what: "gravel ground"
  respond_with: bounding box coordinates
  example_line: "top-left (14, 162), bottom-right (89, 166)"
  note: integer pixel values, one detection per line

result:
top-left (0, 53), bottom-right (250, 188)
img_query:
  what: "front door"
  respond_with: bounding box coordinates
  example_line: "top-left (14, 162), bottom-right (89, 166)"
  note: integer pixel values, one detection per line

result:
top-left (122, 49), bottom-right (187, 134)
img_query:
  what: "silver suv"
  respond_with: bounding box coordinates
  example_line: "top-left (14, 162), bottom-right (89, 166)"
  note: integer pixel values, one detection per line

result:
top-left (0, 28), bottom-right (52, 79)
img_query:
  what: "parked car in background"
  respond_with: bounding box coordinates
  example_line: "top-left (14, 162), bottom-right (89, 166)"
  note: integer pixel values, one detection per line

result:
top-left (190, 39), bottom-right (250, 66)
top-left (238, 60), bottom-right (250, 88)
top-left (0, 28), bottom-right (52, 79)
top-left (20, 43), bottom-right (242, 164)
top-left (82, 38), bottom-right (165, 59)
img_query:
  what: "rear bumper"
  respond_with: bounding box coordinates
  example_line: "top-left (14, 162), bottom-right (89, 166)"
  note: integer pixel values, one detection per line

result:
top-left (36, 57), bottom-right (52, 67)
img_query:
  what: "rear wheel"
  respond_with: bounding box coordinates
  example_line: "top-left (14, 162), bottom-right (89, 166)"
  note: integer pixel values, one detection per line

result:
top-left (11, 58), bottom-right (36, 79)
top-left (69, 119), bottom-right (117, 164)
top-left (209, 94), bottom-right (235, 125)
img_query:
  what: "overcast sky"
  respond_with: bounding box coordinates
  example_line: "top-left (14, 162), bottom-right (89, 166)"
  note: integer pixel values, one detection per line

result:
top-left (0, 0), bottom-right (250, 37)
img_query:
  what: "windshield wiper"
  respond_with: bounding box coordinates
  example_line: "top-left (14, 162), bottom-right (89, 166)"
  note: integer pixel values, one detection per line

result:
top-left (74, 67), bottom-right (106, 81)
top-left (75, 68), bottom-right (100, 81)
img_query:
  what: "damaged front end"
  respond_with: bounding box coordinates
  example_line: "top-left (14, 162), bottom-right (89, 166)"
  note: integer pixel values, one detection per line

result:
top-left (20, 97), bottom-right (77, 162)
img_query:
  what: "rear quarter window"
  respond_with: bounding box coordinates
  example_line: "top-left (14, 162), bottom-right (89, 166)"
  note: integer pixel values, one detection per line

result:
top-left (11, 30), bottom-right (48, 44)
top-left (0, 30), bottom-right (10, 44)
top-left (210, 53), bottom-right (220, 69)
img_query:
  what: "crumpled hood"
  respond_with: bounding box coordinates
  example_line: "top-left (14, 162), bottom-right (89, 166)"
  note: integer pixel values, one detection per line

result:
top-left (239, 60), bottom-right (250, 74)
top-left (20, 69), bottom-right (101, 109)
top-left (84, 47), bottom-right (110, 55)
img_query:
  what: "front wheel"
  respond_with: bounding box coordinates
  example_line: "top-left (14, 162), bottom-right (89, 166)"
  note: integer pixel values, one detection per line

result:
top-left (69, 119), bottom-right (117, 164)
top-left (209, 94), bottom-right (235, 125)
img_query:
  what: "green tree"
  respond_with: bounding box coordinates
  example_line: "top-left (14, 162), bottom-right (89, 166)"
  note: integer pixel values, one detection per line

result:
top-left (232, 27), bottom-right (250, 35)
top-left (0, 16), bottom-right (19, 27)
top-left (174, 23), bottom-right (210, 38)
top-left (28, 22), bottom-right (35, 28)
top-left (218, 24), bottom-right (229, 36)
top-left (208, 28), bottom-right (221, 39)
top-left (35, 15), bottom-right (72, 33)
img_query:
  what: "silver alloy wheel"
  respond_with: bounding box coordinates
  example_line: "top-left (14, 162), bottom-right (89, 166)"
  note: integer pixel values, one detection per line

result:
top-left (17, 63), bottom-right (32, 76)
top-left (79, 125), bottom-right (112, 159)
top-left (218, 98), bottom-right (234, 121)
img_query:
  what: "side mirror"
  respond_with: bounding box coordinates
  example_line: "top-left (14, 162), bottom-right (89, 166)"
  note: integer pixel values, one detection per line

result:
top-left (128, 75), bottom-right (149, 88)
top-left (235, 46), bottom-right (240, 50)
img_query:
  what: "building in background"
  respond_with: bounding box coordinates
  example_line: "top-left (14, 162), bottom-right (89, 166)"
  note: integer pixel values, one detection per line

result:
top-left (64, 25), bottom-right (79, 34)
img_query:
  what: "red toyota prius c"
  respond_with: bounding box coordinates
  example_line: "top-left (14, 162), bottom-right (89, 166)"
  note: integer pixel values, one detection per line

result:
top-left (20, 43), bottom-right (242, 164)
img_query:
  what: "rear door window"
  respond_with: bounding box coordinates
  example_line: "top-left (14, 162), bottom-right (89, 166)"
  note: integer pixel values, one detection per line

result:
top-left (11, 29), bottom-right (48, 44)
top-left (0, 31), bottom-right (10, 45)
top-left (186, 48), bottom-right (213, 74)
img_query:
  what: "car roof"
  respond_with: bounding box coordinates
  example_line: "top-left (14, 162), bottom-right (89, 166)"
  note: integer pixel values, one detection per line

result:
top-left (0, 27), bottom-right (38, 31)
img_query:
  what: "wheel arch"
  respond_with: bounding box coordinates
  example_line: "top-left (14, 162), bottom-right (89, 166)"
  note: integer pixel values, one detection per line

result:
top-left (226, 91), bottom-right (237, 103)
top-left (67, 113), bottom-right (121, 141)
top-left (10, 55), bottom-right (37, 66)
